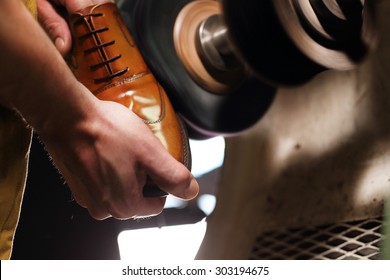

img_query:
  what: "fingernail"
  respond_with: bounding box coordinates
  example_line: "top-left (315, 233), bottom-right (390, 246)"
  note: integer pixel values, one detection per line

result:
top-left (185, 177), bottom-right (200, 200)
top-left (55, 37), bottom-right (65, 51)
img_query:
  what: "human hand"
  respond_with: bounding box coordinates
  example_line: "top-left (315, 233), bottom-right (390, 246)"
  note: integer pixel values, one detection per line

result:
top-left (37, 0), bottom-right (113, 56)
top-left (0, 0), bottom-right (199, 220)
top-left (39, 86), bottom-right (199, 220)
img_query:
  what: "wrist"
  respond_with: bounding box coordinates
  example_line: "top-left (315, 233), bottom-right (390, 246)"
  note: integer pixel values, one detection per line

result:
top-left (31, 83), bottom-right (100, 141)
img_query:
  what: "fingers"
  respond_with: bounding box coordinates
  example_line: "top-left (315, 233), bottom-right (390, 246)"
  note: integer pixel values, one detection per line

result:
top-left (106, 195), bottom-right (167, 220)
top-left (37, 0), bottom-right (116, 56)
top-left (66, 169), bottom-right (167, 220)
top-left (37, 0), bottom-right (72, 56)
top-left (68, 151), bottom-right (198, 220)
top-left (76, 187), bottom-right (167, 221)
top-left (52, 0), bottom-right (115, 14)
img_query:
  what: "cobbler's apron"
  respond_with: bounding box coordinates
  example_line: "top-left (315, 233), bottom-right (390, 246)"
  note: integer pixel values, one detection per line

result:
top-left (0, 0), bottom-right (35, 260)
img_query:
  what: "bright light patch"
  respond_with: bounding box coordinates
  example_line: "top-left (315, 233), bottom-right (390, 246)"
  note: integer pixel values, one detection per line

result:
top-left (118, 138), bottom-right (223, 259)
top-left (197, 194), bottom-right (217, 216)
top-left (189, 136), bottom-right (225, 177)
top-left (118, 219), bottom-right (207, 260)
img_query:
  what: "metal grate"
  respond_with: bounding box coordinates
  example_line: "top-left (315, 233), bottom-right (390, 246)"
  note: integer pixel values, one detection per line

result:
top-left (250, 218), bottom-right (383, 260)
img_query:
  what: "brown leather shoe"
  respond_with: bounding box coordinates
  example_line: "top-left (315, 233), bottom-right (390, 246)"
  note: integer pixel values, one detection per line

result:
top-left (68, 3), bottom-right (191, 196)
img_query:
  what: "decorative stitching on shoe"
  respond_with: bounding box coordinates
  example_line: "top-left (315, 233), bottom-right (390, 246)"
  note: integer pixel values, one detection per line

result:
top-left (177, 115), bottom-right (191, 170)
top-left (93, 70), bottom-right (150, 94)
top-left (142, 84), bottom-right (166, 125)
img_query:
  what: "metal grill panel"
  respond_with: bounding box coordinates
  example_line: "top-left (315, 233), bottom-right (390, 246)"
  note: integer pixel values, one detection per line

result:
top-left (250, 218), bottom-right (383, 260)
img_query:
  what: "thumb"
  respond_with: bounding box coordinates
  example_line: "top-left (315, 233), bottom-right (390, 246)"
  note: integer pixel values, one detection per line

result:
top-left (37, 0), bottom-right (72, 56)
top-left (143, 143), bottom-right (199, 201)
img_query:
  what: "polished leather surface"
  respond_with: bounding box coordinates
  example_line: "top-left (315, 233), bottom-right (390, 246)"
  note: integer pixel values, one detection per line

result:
top-left (68, 3), bottom-right (191, 187)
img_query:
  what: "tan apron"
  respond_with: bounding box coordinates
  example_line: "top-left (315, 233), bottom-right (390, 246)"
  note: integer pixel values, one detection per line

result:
top-left (0, 0), bottom-right (35, 260)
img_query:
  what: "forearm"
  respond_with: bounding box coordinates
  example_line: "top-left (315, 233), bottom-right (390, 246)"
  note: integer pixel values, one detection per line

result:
top-left (0, 0), bottom-right (96, 134)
